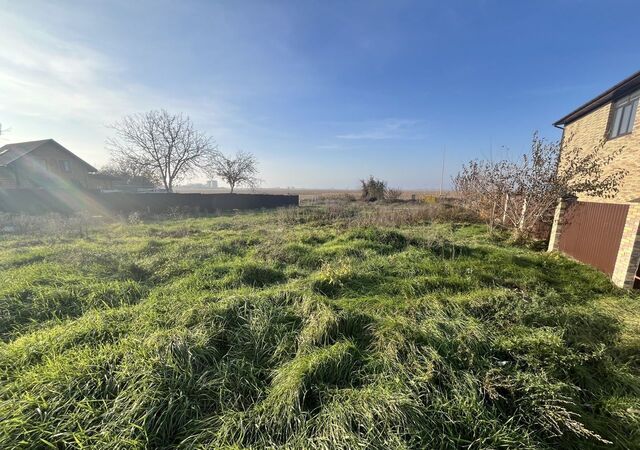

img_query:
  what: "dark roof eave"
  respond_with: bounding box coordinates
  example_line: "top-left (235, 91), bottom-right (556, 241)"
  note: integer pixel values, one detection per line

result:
top-left (0, 139), bottom-right (98, 172)
top-left (554, 70), bottom-right (640, 127)
top-left (48, 140), bottom-right (98, 172)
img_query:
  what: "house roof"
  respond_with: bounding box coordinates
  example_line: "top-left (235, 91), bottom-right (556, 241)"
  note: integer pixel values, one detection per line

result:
top-left (0, 139), bottom-right (97, 171)
top-left (554, 70), bottom-right (640, 127)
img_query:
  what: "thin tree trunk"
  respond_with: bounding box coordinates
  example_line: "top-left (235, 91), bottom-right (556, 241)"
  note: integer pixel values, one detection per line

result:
top-left (518, 196), bottom-right (528, 231)
top-left (502, 193), bottom-right (509, 224)
top-left (490, 201), bottom-right (496, 232)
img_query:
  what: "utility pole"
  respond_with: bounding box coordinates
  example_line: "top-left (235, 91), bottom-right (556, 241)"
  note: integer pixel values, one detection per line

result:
top-left (439, 145), bottom-right (446, 197)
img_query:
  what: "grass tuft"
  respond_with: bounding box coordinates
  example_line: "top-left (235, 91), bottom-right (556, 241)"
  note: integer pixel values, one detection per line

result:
top-left (0, 206), bottom-right (638, 448)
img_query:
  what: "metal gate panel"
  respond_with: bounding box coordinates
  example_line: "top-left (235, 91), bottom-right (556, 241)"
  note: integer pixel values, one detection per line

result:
top-left (558, 201), bottom-right (629, 275)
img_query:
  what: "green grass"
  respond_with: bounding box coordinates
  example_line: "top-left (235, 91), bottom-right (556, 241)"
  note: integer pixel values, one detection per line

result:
top-left (0, 207), bottom-right (639, 449)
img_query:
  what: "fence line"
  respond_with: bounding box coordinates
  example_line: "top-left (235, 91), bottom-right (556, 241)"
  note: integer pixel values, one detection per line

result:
top-left (0, 189), bottom-right (299, 215)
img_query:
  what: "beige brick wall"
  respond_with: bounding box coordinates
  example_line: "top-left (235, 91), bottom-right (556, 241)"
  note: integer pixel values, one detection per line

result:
top-left (547, 197), bottom-right (571, 252)
top-left (562, 101), bottom-right (640, 203)
top-left (612, 204), bottom-right (640, 288)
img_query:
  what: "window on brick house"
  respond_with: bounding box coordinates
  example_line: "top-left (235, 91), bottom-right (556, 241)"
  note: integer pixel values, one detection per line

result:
top-left (609, 90), bottom-right (639, 139)
top-left (58, 160), bottom-right (71, 172)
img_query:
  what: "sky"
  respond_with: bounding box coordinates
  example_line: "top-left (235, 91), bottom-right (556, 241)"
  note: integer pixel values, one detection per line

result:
top-left (1, 0), bottom-right (639, 189)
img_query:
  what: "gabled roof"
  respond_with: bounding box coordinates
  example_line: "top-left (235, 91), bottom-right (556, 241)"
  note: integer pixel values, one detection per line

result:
top-left (554, 70), bottom-right (640, 127)
top-left (0, 139), bottom-right (97, 171)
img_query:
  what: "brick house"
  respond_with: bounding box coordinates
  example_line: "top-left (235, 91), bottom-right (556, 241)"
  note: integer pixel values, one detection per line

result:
top-left (548, 70), bottom-right (640, 289)
top-left (0, 139), bottom-right (98, 190)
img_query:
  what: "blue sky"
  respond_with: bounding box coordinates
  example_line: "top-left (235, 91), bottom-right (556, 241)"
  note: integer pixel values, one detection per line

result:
top-left (1, 0), bottom-right (639, 189)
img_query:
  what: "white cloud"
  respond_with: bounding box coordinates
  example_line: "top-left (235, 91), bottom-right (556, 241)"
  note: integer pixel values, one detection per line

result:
top-left (336, 118), bottom-right (424, 140)
top-left (0, 10), bottom-right (235, 166)
top-left (315, 144), bottom-right (353, 151)
top-left (0, 13), bottom-right (146, 164)
top-left (0, 13), bottom-right (126, 120)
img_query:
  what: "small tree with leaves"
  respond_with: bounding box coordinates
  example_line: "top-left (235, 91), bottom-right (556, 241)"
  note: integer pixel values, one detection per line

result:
top-left (360, 176), bottom-right (387, 201)
top-left (205, 150), bottom-right (260, 193)
top-left (454, 133), bottom-right (627, 237)
top-left (107, 109), bottom-right (216, 192)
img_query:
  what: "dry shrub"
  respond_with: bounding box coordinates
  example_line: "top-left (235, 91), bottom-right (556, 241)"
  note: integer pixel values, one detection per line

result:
top-left (275, 205), bottom-right (360, 225)
top-left (385, 188), bottom-right (403, 202)
top-left (0, 212), bottom-right (107, 238)
top-left (454, 132), bottom-right (627, 237)
top-left (347, 204), bottom-right (476, 227)
top-left (302, 193), bottom-right (357, 206)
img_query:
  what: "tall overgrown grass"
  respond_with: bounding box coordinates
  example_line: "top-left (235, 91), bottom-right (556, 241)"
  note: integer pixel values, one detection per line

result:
top-left (0, 205), bottom-right (638, 448)
top-left (275, 201), bottom-right (476, 228)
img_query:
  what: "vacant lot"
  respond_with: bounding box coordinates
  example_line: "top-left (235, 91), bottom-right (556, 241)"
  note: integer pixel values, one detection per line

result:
top-left (0, 205), bottom-right (638, 449)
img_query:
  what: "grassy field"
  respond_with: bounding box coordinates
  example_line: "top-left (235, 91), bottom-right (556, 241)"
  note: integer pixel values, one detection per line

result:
top-left (0, 204), bottom-right (639, 449)
top-left (173, 186), bottom-right (447, 203)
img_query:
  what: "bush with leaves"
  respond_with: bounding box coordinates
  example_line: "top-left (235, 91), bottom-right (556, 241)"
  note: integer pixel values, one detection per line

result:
top-left (360, 176), bottom-right (387, 202)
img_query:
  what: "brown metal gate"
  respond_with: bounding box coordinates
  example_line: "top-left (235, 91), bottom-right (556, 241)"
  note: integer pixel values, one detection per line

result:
top-left (558, 201), bottom-right (629, 276)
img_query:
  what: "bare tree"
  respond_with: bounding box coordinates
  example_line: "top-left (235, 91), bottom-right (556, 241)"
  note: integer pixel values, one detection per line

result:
top-left (453, 159), bottom-right (517, 232)
top-left (385, 187), bottom-right (403, 202)
top-left (454, 133), bottom-right (627, 237)
top-left (107, 109), bottom-right (216, 192)
top-left (100, 158), bottom-right (158, 187)
top-left (205, 150), bottom-right (260, 193)
top-left (0, 123), bottom-right (11, 138)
